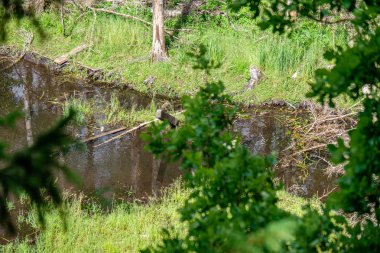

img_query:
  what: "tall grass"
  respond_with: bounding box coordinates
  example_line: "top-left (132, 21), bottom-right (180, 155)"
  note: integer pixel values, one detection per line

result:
top-left (2, 181), bottom-right (189, 253)
top-left (1, 181), bottom-right (321, 253)
top-left (63, 97), bottom-right (94, 124)
top-left (102, 94), bottom-right (157, 126)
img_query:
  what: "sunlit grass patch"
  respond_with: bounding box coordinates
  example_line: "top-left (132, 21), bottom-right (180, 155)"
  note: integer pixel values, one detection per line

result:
top-left (2, 180), bottom-right (189, 253)
top-left (1, 4), bottom-right (351, 106)
top-left (2, 183), bottom-right (323, 252)
top-left (101, 94), bottom-right (157, 127)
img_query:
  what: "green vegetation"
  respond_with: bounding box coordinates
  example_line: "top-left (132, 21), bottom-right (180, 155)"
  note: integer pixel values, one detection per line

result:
top-left (1, 0), bottom-right (379, 252)
top-left (62, 94), bottom-right (157, 127)
top-left (138, 0), bottom-right (379, 251)
top-left (2, 2), bottom-right (349, 105)
top-left (1, 182), bottom-right (320, 253)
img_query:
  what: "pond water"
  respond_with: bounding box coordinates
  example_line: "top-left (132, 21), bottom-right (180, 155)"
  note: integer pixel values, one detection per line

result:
top-left (0, 60), bottom-right (338, 202)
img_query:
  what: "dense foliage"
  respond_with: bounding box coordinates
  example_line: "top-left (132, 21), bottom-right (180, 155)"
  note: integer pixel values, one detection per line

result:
top-left (0, 110), bottom-right (77, 234)
top-left (143, 80), bottom-right (295, 252)
top-left (142, 1), bottom-right (379, 252)
top-left (236, 0), bottom-right (380, 251)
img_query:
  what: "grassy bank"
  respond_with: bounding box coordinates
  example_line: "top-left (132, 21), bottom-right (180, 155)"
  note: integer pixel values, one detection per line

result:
top-left (2, 181), bottom-right (321, 253)
top-left (2, 3), bottom-right (350, 106)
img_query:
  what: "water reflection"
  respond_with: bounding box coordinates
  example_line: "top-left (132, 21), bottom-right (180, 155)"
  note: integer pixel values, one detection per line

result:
top-left (0, 60), bottom-right (180, 200)
top-left (0, 60), bottom-right (337, 201)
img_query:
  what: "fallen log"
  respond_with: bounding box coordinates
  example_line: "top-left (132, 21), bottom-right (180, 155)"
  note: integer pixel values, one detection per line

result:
top-left (94, 119), bottom-right (159, 148)
top-left (92, 110), bottom-right (185, 148)
top-left (54, 44), bottom-right (88, 65)
top-left (82, 126), bottom-right (127, 143)
top-left (156, 109), bottom-right (180, 127)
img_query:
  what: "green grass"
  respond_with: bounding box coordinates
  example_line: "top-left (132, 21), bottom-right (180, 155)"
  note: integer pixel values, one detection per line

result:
top-left (101, 94), bottom-right (157, 126)
top-left (63, 97), bottom-right (94, 124)
top-left (2, 3), bottom-right (351, 106)
top-left (2, 182), bottom-right (321, 253)
top-left (62, 93), bottom-right (158, 127)
top-left (2, 181), bottom-right (189, 253)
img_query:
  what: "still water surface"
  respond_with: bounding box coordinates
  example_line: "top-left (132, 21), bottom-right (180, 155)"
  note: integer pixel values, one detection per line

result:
top-left (0, 60), bottom-right (337, 201)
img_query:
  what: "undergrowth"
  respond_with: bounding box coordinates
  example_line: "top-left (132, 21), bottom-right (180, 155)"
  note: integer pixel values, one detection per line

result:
top-left (1, 181), bottom-right (320, 253)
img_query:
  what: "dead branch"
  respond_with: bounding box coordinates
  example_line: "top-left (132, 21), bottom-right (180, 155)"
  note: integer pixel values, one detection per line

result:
top-left (94, 119), bottom-right (159, 148)
top-left (82, 126), bottom-right (127, 143)
top-left (88, 7), bottom-right (152, 27)
top-left (318, 186), bottom-right (338, 200)
top-left (93, 110), bottom-right (185, 148)
top-left (276, 104), bottom-right (357, 192)
top-left (86, 7), bottom-right (184, 38)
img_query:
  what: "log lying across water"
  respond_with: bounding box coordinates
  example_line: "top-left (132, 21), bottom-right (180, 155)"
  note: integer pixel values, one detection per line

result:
top-left (82, 127), bottom-right (127, 143)
top-left (85, 110), bottom-right (183, 147)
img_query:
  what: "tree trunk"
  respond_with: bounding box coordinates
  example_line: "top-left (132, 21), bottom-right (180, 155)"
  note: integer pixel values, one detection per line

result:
top-left (152, 0), bottom-right (168, 61)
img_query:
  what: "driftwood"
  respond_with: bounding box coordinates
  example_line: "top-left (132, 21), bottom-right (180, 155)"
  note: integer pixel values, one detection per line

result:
top-left (94, 119), bottom-right (159, 148)
top-left (54, 44), bottom-right (88, 65)
top-left (156, 109), bottom-right (179, 127)
top-left (92, 110), bottom-right (185, 148)
top-left (82, 126), bottom-right (127, 143)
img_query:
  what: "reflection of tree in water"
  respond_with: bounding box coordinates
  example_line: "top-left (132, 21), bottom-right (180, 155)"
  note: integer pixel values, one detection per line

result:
top-left (84, 92), bottom-right (96, 194)
top-left (129, 131), bottom-right (153, 198)
top-left (0, 61), bottom-right (182, 200)
top-left (14, 63), bottom-right (34, 147)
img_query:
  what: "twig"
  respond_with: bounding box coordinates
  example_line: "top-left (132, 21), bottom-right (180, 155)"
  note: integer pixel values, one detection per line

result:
top-left (306, 14), bottom-right (353, 25)
top-left (87, 7), bottom-right (177, 38)
top-left (304, 111), bottom-right (357, 129)
top-left (318, 186), bottom-right (337, 200)
top-left (54, 44), bottom-right (88, 65)
top-left (1, 237), bottom-right (10, 243)
top-left (88, 7), bottom-right (152, 27)
top-left (291, 143), bottom-right (330, 157)
top-left (284, 101), bottom-right (296, 109)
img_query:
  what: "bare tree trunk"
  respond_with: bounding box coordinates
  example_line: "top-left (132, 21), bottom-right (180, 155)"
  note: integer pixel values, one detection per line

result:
top-left (152, 0), bottom-right (168, 61)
